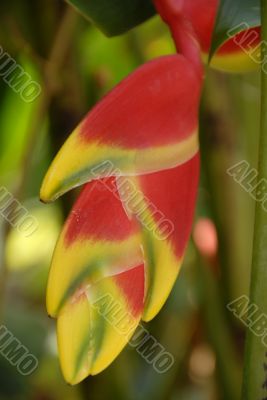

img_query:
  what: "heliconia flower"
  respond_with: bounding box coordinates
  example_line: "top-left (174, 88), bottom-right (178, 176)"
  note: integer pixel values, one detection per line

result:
top-left (40, 0), bottom-right (259, 385)
top-left (155, 0), bottom-right (261, 73)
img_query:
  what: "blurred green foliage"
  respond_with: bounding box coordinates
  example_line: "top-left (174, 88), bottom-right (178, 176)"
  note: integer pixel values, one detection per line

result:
top-left (0, 1), bottom-right (261, 399)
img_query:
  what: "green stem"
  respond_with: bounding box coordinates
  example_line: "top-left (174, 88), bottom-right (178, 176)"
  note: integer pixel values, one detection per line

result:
top-left (242, 2), bottom-right (267, 398)
top-left (195, 248), bottom-right (241, 400)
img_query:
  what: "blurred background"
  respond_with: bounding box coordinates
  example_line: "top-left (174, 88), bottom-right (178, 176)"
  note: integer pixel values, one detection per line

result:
top-left (0, 1), bottom-right (261, 399)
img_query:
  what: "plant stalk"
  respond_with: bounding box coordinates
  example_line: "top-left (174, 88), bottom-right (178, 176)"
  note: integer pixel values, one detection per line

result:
top-left (242, 2), bottom-right (267, 398)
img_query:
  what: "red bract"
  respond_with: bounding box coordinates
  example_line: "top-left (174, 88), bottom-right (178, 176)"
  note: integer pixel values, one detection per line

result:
top-left (40, 0), bottom-right (260, 384)
top-left (40, 54), bottom-right (201, 203)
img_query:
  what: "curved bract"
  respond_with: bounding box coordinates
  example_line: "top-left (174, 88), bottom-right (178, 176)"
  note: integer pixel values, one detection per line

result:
top-left (118, 154), bottom-right (199, 321)
top-left (57, 264), bottom-right (145, 384)
top-left (40, 55), bottom-right (201, 203)
top-left (50, 179), bottom-right (145, 384)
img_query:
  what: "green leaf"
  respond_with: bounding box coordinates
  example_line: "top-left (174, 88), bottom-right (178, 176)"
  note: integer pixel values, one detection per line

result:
top-left (66, 0), bottom-right (156, 36)
top-left (210, 0), bottom-right (260, 60)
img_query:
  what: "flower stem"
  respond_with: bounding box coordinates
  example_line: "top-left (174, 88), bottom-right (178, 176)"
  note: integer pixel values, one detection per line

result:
top-left (242, 2), bottom-right (267, 398)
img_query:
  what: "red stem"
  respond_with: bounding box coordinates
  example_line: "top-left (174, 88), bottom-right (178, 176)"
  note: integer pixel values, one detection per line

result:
top-left (153, 0), bottom-right (203, 76)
